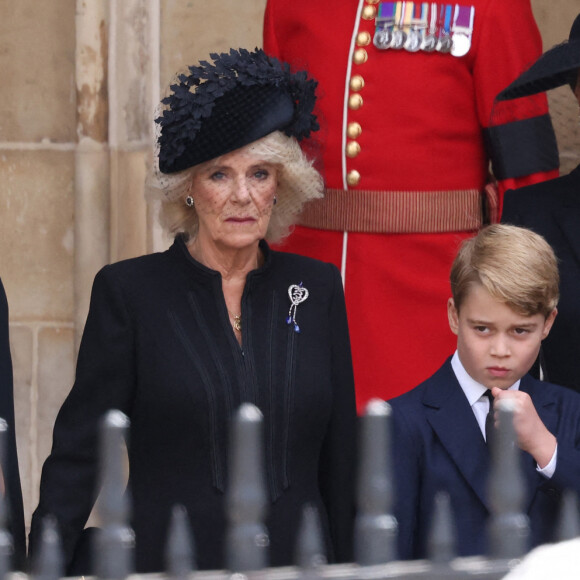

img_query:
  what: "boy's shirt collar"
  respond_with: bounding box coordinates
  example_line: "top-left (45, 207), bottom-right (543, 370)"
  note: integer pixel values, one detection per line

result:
top-left (451, 351), bottom-right (520, 405)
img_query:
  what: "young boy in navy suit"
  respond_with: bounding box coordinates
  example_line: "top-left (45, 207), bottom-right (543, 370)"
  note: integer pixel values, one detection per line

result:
top-left (389, 224), bottom-right (580, 559)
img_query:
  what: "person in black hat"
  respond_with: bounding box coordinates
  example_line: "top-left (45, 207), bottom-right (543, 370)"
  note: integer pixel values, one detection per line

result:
top-left (28, 49), bottom-right (356, 573)
top-left (499, 14), bottom-right (580, 394)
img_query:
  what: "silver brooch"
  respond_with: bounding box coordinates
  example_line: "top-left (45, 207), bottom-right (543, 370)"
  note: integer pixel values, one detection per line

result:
top-left (286, 282), bottom-right (309, 333)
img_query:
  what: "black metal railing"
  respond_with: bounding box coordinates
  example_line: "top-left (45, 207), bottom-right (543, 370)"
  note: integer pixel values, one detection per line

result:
top-left (14, 398), bottom-right (580, 579)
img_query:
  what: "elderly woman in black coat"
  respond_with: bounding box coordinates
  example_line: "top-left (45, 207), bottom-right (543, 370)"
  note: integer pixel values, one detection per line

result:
top-left (499, 14), bottom-right (580, 393)
top-left (29, 49), bottom-right (356, 573)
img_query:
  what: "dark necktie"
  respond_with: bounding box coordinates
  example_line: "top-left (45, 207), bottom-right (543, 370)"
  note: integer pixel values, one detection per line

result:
top-left (484, 389), bottom-right (494, 445)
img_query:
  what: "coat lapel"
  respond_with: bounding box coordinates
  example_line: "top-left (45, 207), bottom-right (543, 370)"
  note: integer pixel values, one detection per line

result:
top-left (422, 362), bottom-right (491, 509)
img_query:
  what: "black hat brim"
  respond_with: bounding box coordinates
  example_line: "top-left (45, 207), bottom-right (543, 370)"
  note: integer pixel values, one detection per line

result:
top-left (497, 39), bottom-right (580, 101)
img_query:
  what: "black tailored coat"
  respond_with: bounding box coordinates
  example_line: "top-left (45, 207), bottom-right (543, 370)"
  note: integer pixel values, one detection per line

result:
top-left (389, 359), bottom-right (580, 560)
top-left (28, 237), bottom-right (356, 572)
top-left (502, 165), bottom-right (580, 393)
top-left (0, 279), bottom-right (25, 569)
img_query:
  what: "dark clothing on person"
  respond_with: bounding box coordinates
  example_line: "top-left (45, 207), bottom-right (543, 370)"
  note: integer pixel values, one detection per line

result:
top-left (502, 165), bottom-right (580, 393)
top-left (390, 358), bottom-right (580, 559)
top-left (0, 279), bottom-right (26, 569)
top-left (29, 237), bottom-right (356, 572)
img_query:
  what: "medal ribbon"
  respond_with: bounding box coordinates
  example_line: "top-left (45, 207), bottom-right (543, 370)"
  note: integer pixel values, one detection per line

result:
top-left (443, 4), bottom-right (452, 34)
top-left (428, 2), bottom-right (437, 33)
top-left (413, 3), bottom-right (428, 28)
top-left (402, 2), bottom-right (413, 31)
top-left (378, 1), bottom-right (396, 21)
top-left (453, 4), bottom-right (474, 32)
top-left (437, 4), bottom-right (452, 34)
top-left (410, 2), bottom-right (428, 25)
top-left (437, 4), bottom-right (445, 36)
top-left (394, 1), bottom-right (404, 30)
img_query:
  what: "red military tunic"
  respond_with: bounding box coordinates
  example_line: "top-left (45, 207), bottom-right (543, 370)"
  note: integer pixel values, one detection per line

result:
top-left (264, 0), bottom-right (559, 411)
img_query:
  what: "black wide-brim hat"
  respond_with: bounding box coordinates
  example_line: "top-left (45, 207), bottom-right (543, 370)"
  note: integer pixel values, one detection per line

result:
top-left (497, 13), bottom-right (580, 101)
top-left (156, 48), bottom-right (319, 174)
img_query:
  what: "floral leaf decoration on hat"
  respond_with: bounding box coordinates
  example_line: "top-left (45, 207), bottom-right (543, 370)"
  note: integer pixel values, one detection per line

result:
top-left (155, 48), bottom-right (319, 174)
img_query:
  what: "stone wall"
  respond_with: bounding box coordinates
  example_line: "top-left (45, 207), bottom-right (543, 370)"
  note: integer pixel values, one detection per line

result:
top-left (0, 0), bottom-right (577, 533)
top-left (1, 0), bottom-right (268, 530)
top-left (1, 0), bottom-right (78, 525)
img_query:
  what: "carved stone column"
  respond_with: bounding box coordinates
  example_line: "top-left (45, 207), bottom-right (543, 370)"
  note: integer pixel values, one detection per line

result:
top-left (109, 0), bottom-right (160, 262)
top-left (74, 0), bottom-right (110, 349)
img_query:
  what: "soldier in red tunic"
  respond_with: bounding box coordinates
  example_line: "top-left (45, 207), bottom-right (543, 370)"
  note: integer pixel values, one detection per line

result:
top-left (264, 0), bottom-right (560, 411)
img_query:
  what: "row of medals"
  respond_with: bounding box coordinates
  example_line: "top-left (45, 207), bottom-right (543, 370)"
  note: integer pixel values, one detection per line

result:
top-left (373, 14), bottom-right (472, 55)
top-left (375, 25), bottom-right (452, 53)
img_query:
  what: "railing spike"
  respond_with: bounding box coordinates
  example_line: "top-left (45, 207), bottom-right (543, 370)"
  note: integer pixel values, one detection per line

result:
top-left (31, 516), bottom-right (64, 580)
top-left (96, 409), bottom-right (134, 580)
top-left (166, 504), bottom-right (196, 579)
top-left (0, 420), bottom-right (12, 579)
top-left (225, 403), bottom-right (269, 572)
top-left (295, 503), bottom-right (327, 574)
top-left (354, 399), bottom-right (397, 565)
top-left (557, 490), bottom-right (580, 542)
top-left (487, 398), bottom-right (529, 559)
top-left (427, 491), bottom-right (456, 564)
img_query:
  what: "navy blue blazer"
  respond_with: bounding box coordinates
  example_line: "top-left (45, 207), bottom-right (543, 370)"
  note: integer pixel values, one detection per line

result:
top-left (389, 359), bottom-right (580, 560)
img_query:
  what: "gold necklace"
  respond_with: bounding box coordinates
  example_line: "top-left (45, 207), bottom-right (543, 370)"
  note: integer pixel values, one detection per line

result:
top-left (229, 311), bottom-right (242, 332)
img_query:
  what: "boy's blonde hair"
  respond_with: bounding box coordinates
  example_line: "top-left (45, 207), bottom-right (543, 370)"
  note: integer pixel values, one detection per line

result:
top-left (450, 224), bottom-right (559, 317)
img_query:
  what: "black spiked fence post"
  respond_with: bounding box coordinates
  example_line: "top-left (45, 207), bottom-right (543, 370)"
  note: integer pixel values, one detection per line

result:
top-left (295, 504), bottom-right (327, 577)
top-left (427, 491), bottom-right (456, 565)
top-left (166, 504), bottom-right (195, 579)
top-left (225, 403), bottom-right (269, 572)
top-left (354, 399), bottom-right (397, 566)
top-left (557, 490), bottom-right (580, 542)
top-left (487, 398), bottom-right (529, 559)
top-left (0, 420), bottom-right (12, 579)
top-left (31, 516), bottom-right (64, 580)
top-left (96, 410), bottom-right (134, 580)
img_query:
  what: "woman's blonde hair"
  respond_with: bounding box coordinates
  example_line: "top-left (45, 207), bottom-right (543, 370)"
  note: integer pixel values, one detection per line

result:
top-left (145, 131), bottom-right (324, 244)
top-left (450, 224), bottom-right (559, 317)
